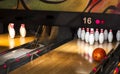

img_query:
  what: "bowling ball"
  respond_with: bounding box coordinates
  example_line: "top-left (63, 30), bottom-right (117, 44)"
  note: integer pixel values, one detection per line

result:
top-left (92, 48), bottom-right (106, 62)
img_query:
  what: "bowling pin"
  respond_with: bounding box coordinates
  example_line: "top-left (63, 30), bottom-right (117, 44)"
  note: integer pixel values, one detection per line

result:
top-left (94, 28), bottom-right (99, 42)
top-left (89, 28), bottom-right (94, 45)
top-left (8, 23), bottom-right (15, 38)
top-left (81, 28), bottom-right (85, 40)
top-left (99, 29), bottom-right (104, 44)
top-left (20, 24), bottom-right (26, 37)
top-left (85, 28), bottom-right (89, 43)
top-left (77, 27), bottom-right (81, 39)
top-left (90, 28), bottom-right (94, 32)
top-left (116, 30), bottom-right (120, 42)
top-left (108, 29), bottom-right (113, 43)
top-left (104, 29), bottom-right (108, 41)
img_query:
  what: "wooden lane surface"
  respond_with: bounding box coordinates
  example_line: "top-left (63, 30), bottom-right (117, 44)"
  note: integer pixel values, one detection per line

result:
top-left (0, 33), bottom-right (34, 53)
top-left (9, 39), bottom-right (119, 74)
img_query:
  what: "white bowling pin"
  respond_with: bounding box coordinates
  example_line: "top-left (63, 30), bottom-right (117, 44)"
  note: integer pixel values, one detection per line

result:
top-left (94, 28), bottom-right (99, 42)
top-left (81, 28), bottom-right (85, 40)
top-left (104, 29), bottom-right (108, 41)
top-left (116, 30), bottom-right (120, 42)
top-left (89, 29), bottom-right (94, 45)
top-left (77, 28), bottom-right (81, 39)
top-left (90, 28), bottom-right (94, 32)
top-left (20, 24), bottom-right (26, 37)
top-left (85, 28), bottom-right (89, 43)
top-left (8, 23), bottom-right (15, 38)
top-left (108, 29), bottom-right (113, 43)
top-left (99, 29), bottom-right (104, 44)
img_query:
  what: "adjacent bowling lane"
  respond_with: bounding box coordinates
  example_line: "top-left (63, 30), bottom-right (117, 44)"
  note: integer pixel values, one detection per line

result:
top-left (9, 39), bottom-right (119, 74)
top-left (0, 33), bottom-right (34, 53)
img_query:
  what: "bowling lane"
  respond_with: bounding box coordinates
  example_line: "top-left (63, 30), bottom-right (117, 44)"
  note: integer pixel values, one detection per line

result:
top-left (9, 39), bottom-right (119, 74)
top-left (0, 33), bottom-right (34, 53)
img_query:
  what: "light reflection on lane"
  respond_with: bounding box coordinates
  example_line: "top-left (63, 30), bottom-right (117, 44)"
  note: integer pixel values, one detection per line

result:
top-left (77, 39), bottom-right (118, 63)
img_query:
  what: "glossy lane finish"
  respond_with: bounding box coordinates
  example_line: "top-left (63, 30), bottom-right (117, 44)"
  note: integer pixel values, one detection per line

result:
top-left (0, 34), bottom-right (34, 53)
top-left (9, 39), bottom-right (119, 74)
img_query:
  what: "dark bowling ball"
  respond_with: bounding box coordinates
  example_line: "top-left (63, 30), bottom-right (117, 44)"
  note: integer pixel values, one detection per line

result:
top-left (92, 48), bottom-right (106, 62)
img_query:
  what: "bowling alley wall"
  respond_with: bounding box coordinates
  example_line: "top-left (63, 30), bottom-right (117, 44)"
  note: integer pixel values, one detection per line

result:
top-left (0, 0), bottom-right (120, 34)
top-left (0, 0), bottom-right (119, 13)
